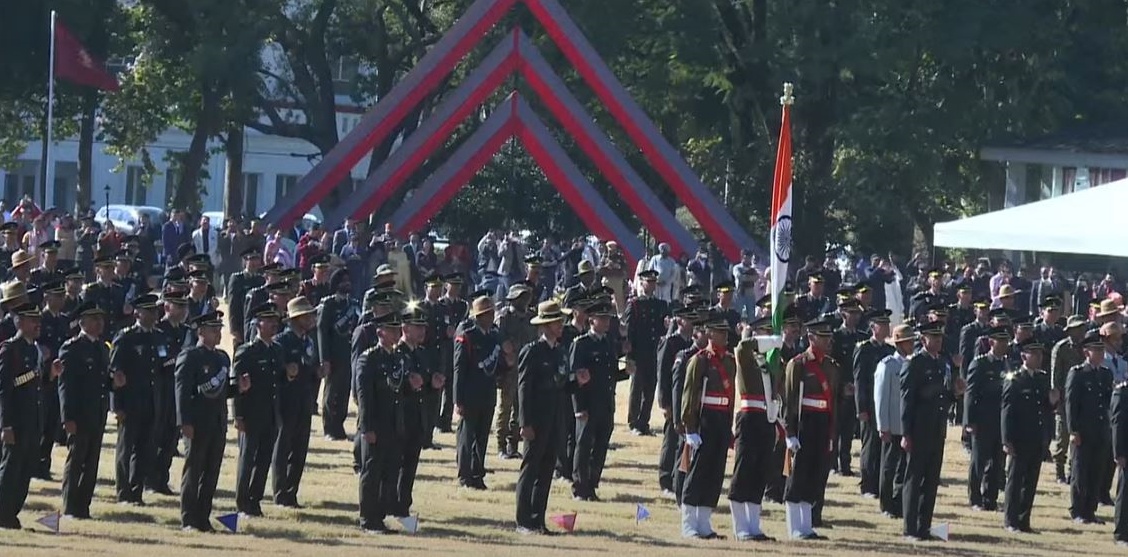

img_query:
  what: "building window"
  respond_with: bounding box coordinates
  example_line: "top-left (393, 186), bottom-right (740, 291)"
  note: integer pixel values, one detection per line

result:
top-left (124, 165), bottom-right (147, 205)
top-left (275, 174), bottom-right (299, 202)
top-left (243, 172), bottom-right (260, 217)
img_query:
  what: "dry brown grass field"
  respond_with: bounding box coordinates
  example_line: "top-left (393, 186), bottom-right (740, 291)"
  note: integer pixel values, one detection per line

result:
top-left (2, 305), bottom-right (1125, 555)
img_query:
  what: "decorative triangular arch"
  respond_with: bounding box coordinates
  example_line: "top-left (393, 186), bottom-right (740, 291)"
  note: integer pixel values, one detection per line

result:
top-left (262, 0), bottom-right (758, 259)
top-left (399, 92), bottom-right (645, 264)
top-left (321, 30), bottom-right (697, 256)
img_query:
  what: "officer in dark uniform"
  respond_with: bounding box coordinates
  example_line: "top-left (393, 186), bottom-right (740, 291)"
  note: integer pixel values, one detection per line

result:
top-left (58, 301), bottom-right (111, 519)
top-left (562, 260), bottom-right (597, 309)
top-left (185, 270), bottom-right (218, 322)
top-left (0, 222), bottom-right (17, 277)
top-left (349, 290), bottom-right (402, 474)
top-left (713, 281), bottom-right (742, 350)
top-left (1112, 368), bottom-right (1128, 546)
top-left (947, 284), bottom-right (976, 334)
top-left (515, 301), bottom-right (574, 535)
top-left (419, 274), bottom-right (447, 449)
top-left (854, 308), bottom-right (894, 497)
top-left (454, 295), bottom-right (506, 490)
top-left (82, 255), bottom-right (130, 339)
top-left (62, 266), bottom-right (84, 316)
top-left (273, 296), bottom-right (323, 508)
top-left (964, 325), bottom-right (1012, 511)
top-left (113, 249), bottom-right (142, 303)
top-left (35, 280), bottom-right (69, 480)
top-left (0, 302), bottom-right (44, 529)
top-left (392, 304), bottom-right (438, 519)
top-left (670, 308), bottom-right (709, 506)
top-left (1066, 330), bottom-right (1113, 524)
top-left (233, 302), bottom-right (283, 517)
top-left (764, 307), bottom-right (803, 504)
top-left (677, 313), bottom-right (736, 539)
top-left (148, 291), bottom-right (190, 495)
top-left (656, 306), bottom-right (696, 496)
top-left (901, 320), bottom-right (964, 541)
top-left (830, 299), bottom-right (864, 476)
top-left (317, 268), bottom-right (359, 440)
top-left (794, 271), bottom-right (830, 322)
top-left (29, 240), bottom-right (64, 294)
top-left (1034, 296), bottom-right (1066, 349)
top-left (109, 292), bottom-right (162, 505)
top-left (555, 295), bottom-right (591, 481)
top-left (299, 255), bottom-right (333, 307)
top-left (570, 301), bottom-right (627, 501)
top-left (437, 273), bottom-right (469, 432)
top-left (243, 263), bottom-right (283, 333)
top-left (174, 310), bottom-right (232, 532)
top-left (957, 300), bottom-right (991, 429)
top-left (226, 247), bottom-right (265, 347)
top-left (908, 270), bottom-right (949, 324)
top-left (355, 311), bottom-right (405, 534)
top-left (1001, 337), bottom-right (1055, 533)
top-left (624, 270), bottom-right (668, 436)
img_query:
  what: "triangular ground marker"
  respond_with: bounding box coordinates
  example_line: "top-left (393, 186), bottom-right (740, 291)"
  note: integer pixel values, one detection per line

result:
top-left (217, 512), bottom-right (239, 533)
top-left (635, 503), bottom-right (650, 524)
top-left (930, 523), bottom-right (949, 541)
top-left (398, 513), bottom-right (420, 534)
top-left (36, 511), bottom-right (60, 534)
top-left (550, 512), bottom-right (577, 533)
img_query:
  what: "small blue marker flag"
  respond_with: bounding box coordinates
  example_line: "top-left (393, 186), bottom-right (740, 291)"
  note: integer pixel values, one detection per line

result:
top-left (635, 503), bottom-right (650, 524)
top-left (36, 511), bottom-right (60, 533)
top-left (217, 512), bottom-right (239, 533)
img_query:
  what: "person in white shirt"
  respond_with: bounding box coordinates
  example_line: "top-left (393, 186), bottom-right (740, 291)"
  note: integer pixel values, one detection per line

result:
top-left (191, 215), bottom-right (220, 269)
top-left (647, 243), bottom-right (678, 302)
top-left (874, 324), bottom-right (915, 519)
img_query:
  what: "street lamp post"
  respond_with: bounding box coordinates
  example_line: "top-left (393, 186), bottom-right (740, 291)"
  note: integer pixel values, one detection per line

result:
top-left (104, 185), bottom-right (110, 223)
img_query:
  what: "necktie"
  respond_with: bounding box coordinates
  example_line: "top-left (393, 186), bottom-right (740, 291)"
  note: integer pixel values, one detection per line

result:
top-left (202, 230), bottom-right (209, 254)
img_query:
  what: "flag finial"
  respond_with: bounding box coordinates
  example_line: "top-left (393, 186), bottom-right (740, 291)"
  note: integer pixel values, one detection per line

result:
top-left (780, 83), bottom-right (794, 106)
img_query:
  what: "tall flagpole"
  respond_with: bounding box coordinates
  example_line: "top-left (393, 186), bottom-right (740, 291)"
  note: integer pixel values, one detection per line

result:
top-left (43, 10), bottom-right (58, 207)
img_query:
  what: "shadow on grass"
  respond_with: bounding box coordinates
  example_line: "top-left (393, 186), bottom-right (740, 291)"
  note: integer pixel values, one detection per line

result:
top-left (100, 509), bottom-right (159, 524)
top-left (293, 510), bottom-right (354, 527)
top-left (248, 526), bottom-right (349, 545)
top-left (316, 500), bottom-right (356, 512)
top-left (831, 517), bottom-right (875, 529)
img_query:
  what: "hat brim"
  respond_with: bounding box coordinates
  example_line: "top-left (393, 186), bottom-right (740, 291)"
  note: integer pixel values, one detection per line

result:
top-left (470, 305), bottom-right (496, 317)
top-left (287, 308), bottom-right (317, 319)
top-left (530, 314), bottom-right (567, 325)
top-left (1097, 308), bottom-right (1123, 317)
top-left (887, 334), bottom-right (917, 345)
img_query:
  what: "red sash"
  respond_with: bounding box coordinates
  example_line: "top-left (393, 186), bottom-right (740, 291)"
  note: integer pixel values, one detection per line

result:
top-left (709, 351), bottom-right (733, 394)
top-left (803, 357), bottom-right (834, 453)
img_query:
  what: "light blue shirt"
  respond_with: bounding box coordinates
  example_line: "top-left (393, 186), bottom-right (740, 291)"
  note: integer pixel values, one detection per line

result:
top-left (874, 351), bottom-right (908, 436)
top-left (1105, 350), bottom-right (1128, 384)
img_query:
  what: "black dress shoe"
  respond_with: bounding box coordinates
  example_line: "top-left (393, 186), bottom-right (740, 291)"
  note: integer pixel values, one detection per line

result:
top-left (0, 519), bottom-right (22, 530)
top-left (149, 485), bottom-right (176, 496)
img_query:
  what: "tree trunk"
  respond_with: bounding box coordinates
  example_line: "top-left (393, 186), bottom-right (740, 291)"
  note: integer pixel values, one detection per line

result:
top-left (174, 90), bottom-right (220, 215)
top-left (76, 90), bottom-right (98, 214)
top-left (223, 125), bottom-right (245, 219)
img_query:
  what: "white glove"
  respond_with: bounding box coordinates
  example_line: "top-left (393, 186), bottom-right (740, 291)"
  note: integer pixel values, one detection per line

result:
top-left (685, 433), bottom-right (703, 448)
top-left (786, 436), bottom-right (801, 452)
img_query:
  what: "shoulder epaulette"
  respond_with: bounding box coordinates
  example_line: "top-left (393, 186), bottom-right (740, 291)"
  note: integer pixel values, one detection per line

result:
top-left (1003, 371), bottom-right (1018, 381)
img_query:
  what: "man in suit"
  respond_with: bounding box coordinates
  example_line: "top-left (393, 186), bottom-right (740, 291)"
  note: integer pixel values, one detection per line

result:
top-left (332, 218), bottom-right (358, 257)
top-left (161, 210), bottom-right (192, 267)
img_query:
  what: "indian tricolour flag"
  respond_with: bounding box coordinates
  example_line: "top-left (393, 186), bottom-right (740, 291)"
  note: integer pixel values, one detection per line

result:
top-left (767, 83), bottom-right (794, 374)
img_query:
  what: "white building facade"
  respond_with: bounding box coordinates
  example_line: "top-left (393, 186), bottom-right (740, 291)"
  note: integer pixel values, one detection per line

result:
top-left (0, 103), bottom-right (370, 219)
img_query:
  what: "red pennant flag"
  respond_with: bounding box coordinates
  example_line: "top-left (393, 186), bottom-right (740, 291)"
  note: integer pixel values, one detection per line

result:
top-left (549, 512), bottom-right (577, 533)
top-left (54, 20), bottom-right (119, 91)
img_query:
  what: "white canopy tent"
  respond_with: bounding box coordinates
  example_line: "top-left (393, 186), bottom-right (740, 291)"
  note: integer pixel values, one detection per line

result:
top-left (933, 177), bottom-right (1128, 256)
